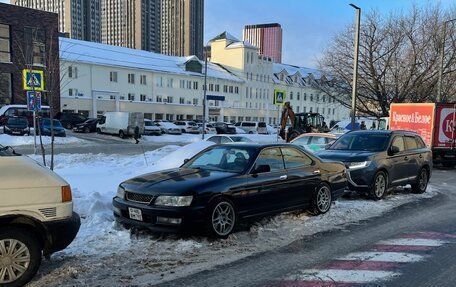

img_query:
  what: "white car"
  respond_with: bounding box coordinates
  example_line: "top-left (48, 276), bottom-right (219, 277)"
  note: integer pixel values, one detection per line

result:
top-left (155, 121), bottom-right (182, 135)
top-left (197, 123), bottom-right (216, 134)
top-left (143, 119), bottom-right (162, 136)
top-left (174, 121), bottom-right (200, 134)
top-left (0, 145), bottom-right (80, 286)
top-left (205, 135), bottom-right (253, 144)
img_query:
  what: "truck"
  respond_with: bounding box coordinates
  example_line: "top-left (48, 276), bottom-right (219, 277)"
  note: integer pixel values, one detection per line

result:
top-left (389, 103), bottom-right (456, 167)
top-left (0, 145), bottom-right (80, 286)
top-left (96, 112), bottom-right (144, 139)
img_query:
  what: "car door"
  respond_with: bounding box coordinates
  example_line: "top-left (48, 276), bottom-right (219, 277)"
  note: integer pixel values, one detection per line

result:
top-left (388, 135), bottom-right (409, 185)
top-left (403, 135), bottom-right (421, 181)
top-left (239, 147), bottom-right (288, 216)
top-left (281, 147), bottom-right (320, 208)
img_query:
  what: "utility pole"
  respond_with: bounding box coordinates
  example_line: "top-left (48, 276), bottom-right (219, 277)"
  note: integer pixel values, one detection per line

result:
top-left (202, 46), bottom-right (208, 140)
top-left (350, 4), bottom-right (361, 131)
top-left (437, 18), bottom-right (456, 103)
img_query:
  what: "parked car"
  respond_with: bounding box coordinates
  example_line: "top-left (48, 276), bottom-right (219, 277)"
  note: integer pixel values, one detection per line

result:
top-left (205, 135), bottom-right (253, 144)
top-left (38, 118), bottom-right (66, 137)
top-left (197, 123), bottom-right (217, 134)
top-left (72, 118), bottom-right (98, 133)
top-left (234, 121), bottom-right (268, 134)
top-left (0, 145), bottom-right (80, 286)
top-left (143, 119), bottom-right (162, 136)
top-left (112, 144), bottom-right (347, 238)
top-left (0, 104), bottom-right (50, 127)
top-left (174, 121), bottom-right (200, 134)
top-left (3, 116), bottom-right (30, 136)
top-left (56, 112), bottom-right (87, 129)
top-left (291, 133), bottom-right (337, 153)
top-left (212, 122), bottom-right (237, 134)
top-left (155, 121), bottom-right (182, 135)
top-left (317, 130), bottom-right (432, 200)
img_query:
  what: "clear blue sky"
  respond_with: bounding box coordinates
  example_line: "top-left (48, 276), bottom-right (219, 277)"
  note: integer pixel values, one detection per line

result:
top-left (2, 0), bottom-right (454, 67)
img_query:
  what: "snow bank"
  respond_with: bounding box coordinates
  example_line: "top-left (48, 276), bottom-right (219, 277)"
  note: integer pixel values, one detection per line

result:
top-left (0, 134), bottom-right (84, 146)
top-left (142, 134), bottom-right (201, 143)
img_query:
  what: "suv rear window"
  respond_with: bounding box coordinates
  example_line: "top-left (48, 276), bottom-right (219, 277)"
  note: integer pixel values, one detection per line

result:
top-left (242, 122), bottom-right (256, 127)
top-left (258, 122), bottom-right (266, 127)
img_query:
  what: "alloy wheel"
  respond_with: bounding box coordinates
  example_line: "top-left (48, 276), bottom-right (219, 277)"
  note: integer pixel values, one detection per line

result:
top-left (211, 202), bottom-right (235, 237)
top-left (317, 185), bottom-right (331, 212)
top-left (374, 174), bottom-right (386, 198)
top-left (419, 169), bottom-right (428, 191)
top-left (0, 238), bottom-right (31, 284)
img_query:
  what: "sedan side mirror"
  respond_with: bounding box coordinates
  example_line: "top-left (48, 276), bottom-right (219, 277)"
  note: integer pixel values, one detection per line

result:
top-left (252, 164), bottom-right (271, 174)
top-left (389, 146), bottom-right (400, 155)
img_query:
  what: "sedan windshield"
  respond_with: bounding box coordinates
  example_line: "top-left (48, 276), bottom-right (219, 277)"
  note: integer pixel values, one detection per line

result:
top-left (183, 146), bottom-right (254, 173)
top-left (330, 133), bottom-right (390, 151)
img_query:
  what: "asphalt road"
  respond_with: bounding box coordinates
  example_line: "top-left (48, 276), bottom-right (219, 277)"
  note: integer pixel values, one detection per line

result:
top-left (12, 130), bottom-right (177, 155)
top-left (155, 168), bottom-right (456, 287)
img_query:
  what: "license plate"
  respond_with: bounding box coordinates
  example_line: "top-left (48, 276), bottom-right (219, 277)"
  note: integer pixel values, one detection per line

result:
top-left (12, 131), bottom-right (21, 134)
top-left (128, 207), bottom-right (143, 221)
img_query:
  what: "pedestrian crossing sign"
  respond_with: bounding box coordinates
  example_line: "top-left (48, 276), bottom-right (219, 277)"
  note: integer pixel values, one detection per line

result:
top-left (23, 69), bottom-right (44, 91)
top-left (274, 89), bottom-right (286, 106)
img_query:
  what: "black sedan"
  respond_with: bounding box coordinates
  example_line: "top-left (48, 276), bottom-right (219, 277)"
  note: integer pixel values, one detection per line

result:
top-left (4, 116), bottom-right (30, 136)
top-left (73, 118), bottom-right (98, 133)
top-left (317, 130), bottom-right (432, 200)
top-left (113, 144), bottom-right (347, 238)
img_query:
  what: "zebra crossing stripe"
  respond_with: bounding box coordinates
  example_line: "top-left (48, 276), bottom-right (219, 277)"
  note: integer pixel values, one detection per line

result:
top-left (286, 269), bottom-right (400, 284)
top-left (377, 238), bottom-right (447, 246)
top-left (338, 251), bottom-right (423, 263)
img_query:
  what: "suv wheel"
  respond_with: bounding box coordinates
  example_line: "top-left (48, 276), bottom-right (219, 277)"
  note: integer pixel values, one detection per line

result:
top-left (0, 227), bottom-right (42, 287)
top-left (119, 130), bottom-right (125, 139)
top-left (370, 171), bottom-right (388, 200)
top-left (411, 168), bottom-right (428, 194)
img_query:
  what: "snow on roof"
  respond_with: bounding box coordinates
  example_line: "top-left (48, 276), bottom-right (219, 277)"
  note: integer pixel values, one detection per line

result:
top-left (209, 31), bottom-right (240, 43)
top-left (59, 37), bottom-right (243, 83)
top-left (226, 41), bottom-right (258, 50)
top-left (273, 63), bottom-right (323, 79)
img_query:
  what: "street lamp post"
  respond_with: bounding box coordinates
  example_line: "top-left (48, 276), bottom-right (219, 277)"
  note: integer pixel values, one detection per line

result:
top-left (202, 46), bottom-right (209, 140)
top-left (437, 18), bottom-right (456, 103)
top-left (350, 3), bottom-right (361, 130)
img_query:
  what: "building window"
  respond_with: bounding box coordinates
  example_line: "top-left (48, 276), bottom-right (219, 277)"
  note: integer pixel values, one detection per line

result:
top-left (316, 107), bottom-right (319, 113)
top-left (0, 24), bottom-right (11, 63)
top-left (223, 85), bottom-right (228, 93)
top-left (68, 66), bottom-right (77, 78)
top-left (333, 108), bottom-right (335, 115)
top-left (156, 95), bottom-right (162, 102)
top-left (303, 107), bottom-right (306, 112)
top-left (304, 93), bottom-right (307, 101)
top-left (166, 96), bottom-right (173, 103)
top-left (0, 73), bottom-right (11, 104)
top-left (128, 73), bottom-right (135, 84)
top-left (317, 95), bottom-right (320, 102)
top-left (229, 86), bottom-right (233, 93)
top-left (323, 95), bottom-right (326, 102)
top-left (296, 106), bottom-right (300, 113)
top-left (24, 27), bottom-right (46, 66)
top-left (140, 94), bottom-right (146, 101)
top-left (110, 71), bottom-right (117, 82)
top-left (180, 79), bottom-right (185, 88)
top-left (290, 91), bottom-right (293, 100)
top-left (246, 87), bottom-right (249, 98)
top-left (128, 93), bottom-right (135, 101)
top-left (140, 75), bottom-right (147, 85)
top-left (155, 113), bottom-right (163, 120)
top-left (310, 94), bottom-right (313, 101)
top-left (215, 84), bottom-right (220, 92)
top-left (297, 92), bottom-right (300, 101)
top-left (110, 95), bottom-right (116, 100)
top-left (193, 81), bottom-right (198, 90)
top-left (235, 87), bottom-right (239, 94)
top-left (179, 97), bottom-right (185, 104)
top-left (187, 80), bottom-right (192, 89)
top-left (193, 98), bottom-right (198, 105)
top-left (155, 76), bottom-right (163, 87)
top-left (322, 108), bottom-right (325, 114)
top-left (167, 78), bottom-right (173, 88)
top-left (68, 88), bottom-right (78, 96)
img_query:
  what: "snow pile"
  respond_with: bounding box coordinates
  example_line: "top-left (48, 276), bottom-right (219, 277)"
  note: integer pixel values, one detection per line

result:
top-left (0, 134), bottom-right (84, 146)
top-left (142, 134), bottom-right (202, 143)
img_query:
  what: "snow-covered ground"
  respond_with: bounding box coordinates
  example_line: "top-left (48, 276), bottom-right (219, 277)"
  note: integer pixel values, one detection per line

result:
top-left (25, 141), bottom-right (440, 287)
top-left (142, 133), bottom-right (282, 143)
top-left (0, 134), bottom-right (84, 146)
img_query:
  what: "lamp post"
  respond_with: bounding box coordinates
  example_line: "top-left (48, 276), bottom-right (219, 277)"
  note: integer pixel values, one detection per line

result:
top-left (202, 45), bottom-right (209, 140)
top-left (350, 3), bottom-right (361, 130)
top-left (437, 18), bottom-right (456, 103)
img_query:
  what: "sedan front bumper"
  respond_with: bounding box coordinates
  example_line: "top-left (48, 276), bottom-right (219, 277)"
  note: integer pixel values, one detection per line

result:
top-left (112, 197), bottom-right (206, 233)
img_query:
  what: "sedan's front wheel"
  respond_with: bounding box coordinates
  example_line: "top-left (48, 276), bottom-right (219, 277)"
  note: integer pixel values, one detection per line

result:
top-left (370, 171), bottom-right (388, 200)
top-left (208, 198), bottom-right (236, 238)
top-left (309, 183), bottom-right (332, 215)
top-left (0, 227), bottom-right (42, 287)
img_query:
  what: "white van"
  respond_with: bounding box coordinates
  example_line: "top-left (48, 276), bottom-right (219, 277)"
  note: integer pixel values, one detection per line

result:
top-left (96, 112), bottom-right (144, 138)
top-left (0, 145), bottom-right (80, 286)
top-left (234, 121), bottom-right (268, 134)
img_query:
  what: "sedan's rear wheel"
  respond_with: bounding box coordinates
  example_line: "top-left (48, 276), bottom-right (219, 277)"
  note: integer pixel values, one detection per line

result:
top-left (370, 171), bottom-right (387, 200)
top-left (0, 227), bottom-right (42, 287)
top-left (208, 199), bottom-right (236, 238)
top-left (411, 168), bottom-right (428, 194)
top-left (309, 183), bottom-right (332, 215)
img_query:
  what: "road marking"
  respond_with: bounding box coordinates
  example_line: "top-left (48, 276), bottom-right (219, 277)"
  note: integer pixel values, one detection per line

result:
top-left (399, 231), bottom-right (456, 239)
top-left (338, 252), bottom-right (423, 263)
top-left (378, 238), bottom-right (447, 246)
top-left (286, 269), bottom-right (400, 284)
top-left (275, 281), bottom-right (360, 287)
top-left (318, 260), bottom-right (402, 271)
top-left (369, 244), bottom-right (434, 252)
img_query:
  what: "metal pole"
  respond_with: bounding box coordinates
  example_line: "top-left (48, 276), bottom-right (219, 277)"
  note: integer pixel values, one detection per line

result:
top-left (277, 105), bottom-right (280, 142)
top-left (350, 4), bottom-right (361, 131)
top-left (437, 19), bottom-right (456, 103)
top-left (202, 48), bottom-right (208, 140)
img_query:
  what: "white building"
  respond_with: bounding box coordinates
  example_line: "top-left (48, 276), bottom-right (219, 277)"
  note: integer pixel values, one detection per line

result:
top-left (59, 34), bottom-right (349, 124)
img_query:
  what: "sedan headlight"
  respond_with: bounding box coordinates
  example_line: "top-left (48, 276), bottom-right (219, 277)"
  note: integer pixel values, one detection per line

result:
top-left (346, 161), bottom-right (371, 170)
top-left (116, 186), bottom-right (125, 199)
top-left (154, 195), bottom-right (193, 207)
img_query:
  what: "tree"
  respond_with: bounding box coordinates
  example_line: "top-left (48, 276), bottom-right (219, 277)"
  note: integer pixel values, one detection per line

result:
top-left (318, 5), bottom-right (456, 117)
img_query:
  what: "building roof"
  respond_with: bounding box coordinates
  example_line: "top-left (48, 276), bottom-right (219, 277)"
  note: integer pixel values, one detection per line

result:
top-left (209, 31), bottom-right (240, 43)
top-left (59, 37), bottom-right (243, 83)
top-left (273, 63), bottom-right (323, 79)
top-left (226, 41), bottom-right (258, 49)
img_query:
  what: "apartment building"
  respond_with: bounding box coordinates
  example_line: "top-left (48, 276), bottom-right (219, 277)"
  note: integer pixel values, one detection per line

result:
top-left (12, 0), bottom-right (101, 42)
